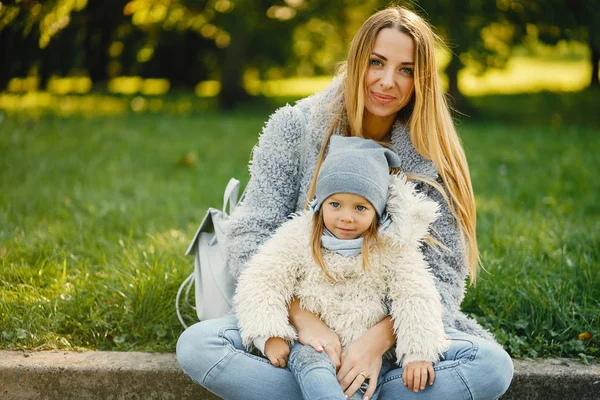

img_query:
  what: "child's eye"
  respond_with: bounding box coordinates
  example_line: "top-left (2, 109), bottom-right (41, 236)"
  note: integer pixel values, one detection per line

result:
top-left (356, 205), bottom-right (366, 211)
top-left (369, 58), bottom-right (382, 67)
top-left (330, 202), bottom-right (340, 208)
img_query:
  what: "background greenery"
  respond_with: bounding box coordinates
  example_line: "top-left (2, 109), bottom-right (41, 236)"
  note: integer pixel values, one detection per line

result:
top-left (0, 0), bottom-right (599, 361)
top-left (1, 0), bottom-right (599, 109)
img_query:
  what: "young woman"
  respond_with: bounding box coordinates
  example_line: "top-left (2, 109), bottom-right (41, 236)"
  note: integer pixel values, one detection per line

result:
top-left (235, 136), bottom-right (448, 400)
top-left (177, 6), bottom-right (514, 400)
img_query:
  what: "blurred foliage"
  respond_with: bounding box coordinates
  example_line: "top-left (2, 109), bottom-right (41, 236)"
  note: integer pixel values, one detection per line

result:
top-left (509, 0), bottom-right (600, 88)
top-left (408, 0), bottom-right (600, 112)
top-left (0, 0), bottom-right (598, 109)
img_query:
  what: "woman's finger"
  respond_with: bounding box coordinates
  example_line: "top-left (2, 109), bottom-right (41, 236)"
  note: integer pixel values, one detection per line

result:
top-left (303, 339), bottom-right (324, 352)
top-left (343, 372), bottom-right (366, 399)
top-left (363, 374), bottom-right (378, 400)
top-left (323, 345), bottom-right (341, 371)
top-left (336, 354), bottom-right (351, 387)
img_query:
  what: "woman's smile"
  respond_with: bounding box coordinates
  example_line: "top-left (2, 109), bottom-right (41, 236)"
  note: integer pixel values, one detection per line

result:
top-left (371, 91), bottom-right (396, 105)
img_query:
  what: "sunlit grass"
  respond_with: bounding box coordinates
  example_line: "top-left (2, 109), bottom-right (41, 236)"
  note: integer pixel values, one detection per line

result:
top-left (460, 57), bottom-right (591, 95)
top-left (259, 76), bottom-right (336, 97)
top-left (2, 55), bottom-right (593, 118)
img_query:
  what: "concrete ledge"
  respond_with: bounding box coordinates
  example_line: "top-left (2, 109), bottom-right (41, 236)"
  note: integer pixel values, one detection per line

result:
top-left (0, 351), bottom-right (598, 399)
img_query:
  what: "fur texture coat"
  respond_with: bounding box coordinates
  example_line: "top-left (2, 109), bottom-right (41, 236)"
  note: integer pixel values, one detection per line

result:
top-left (226, 78), bottom-right (495, 342)
top-left (234, 175), bottom-right (450, 367)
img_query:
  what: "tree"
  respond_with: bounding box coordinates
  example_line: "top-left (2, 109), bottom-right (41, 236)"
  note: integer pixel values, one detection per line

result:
top-left (405, 0), bottom-right (522, 114)
top-left (0, 3), bottom-right (38, 89)
top-left (510, 0), bottom-right (600, 89)
top-left (0, 0), bottom-right (376, 108)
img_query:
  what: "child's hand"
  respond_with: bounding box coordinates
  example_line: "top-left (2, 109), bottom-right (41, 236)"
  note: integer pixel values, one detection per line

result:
top-left (264, 337), bottom-right (290, 368)
top-left (402, 361), bottom-right (434, 392)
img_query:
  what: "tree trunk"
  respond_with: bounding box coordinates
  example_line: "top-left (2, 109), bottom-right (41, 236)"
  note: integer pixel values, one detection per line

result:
top-left (589, 33), bottom-right (599, 88)
top-left (446, 53), bottom-right (476, 117)
top-left (0, 29), bottom-right (11, 90)
top-left (443, 0), bottom-right (476, 118)
top-left (38, 48), bottom-right (51, 90)
top-left (84, 2), bottom-right (121, 85)
top-left (218, 14), bottom-right (251, 110)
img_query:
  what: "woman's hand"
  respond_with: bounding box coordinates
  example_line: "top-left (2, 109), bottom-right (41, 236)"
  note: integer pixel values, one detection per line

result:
top-left (288, 298), bottom-right (342, 370)
top-left (337, 317), bottom-right (395, 400)
top-left (402, 361), bottom-right (435, 392)
top-left (264, 337), bottom-right (290, 368)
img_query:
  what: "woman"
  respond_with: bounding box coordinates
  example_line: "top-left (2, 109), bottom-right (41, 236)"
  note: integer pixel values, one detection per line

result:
top-left (177, 6), bottom-right (514, 400)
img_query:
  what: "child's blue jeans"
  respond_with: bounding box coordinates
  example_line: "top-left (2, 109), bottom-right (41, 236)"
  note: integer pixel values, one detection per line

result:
top-left (288, 341), bottom-right (391, 400)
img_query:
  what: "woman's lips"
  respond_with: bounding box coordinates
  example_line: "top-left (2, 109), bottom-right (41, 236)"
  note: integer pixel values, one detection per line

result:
top-left (372, 91), bottom-right (395, 105)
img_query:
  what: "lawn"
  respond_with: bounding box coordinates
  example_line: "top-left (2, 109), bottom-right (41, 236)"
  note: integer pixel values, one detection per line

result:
top-left (0, 90), bottom-right (598, 360)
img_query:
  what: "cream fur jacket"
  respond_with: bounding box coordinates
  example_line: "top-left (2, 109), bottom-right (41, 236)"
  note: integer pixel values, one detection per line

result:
top-left (234, 175), bottom-right (450, 367)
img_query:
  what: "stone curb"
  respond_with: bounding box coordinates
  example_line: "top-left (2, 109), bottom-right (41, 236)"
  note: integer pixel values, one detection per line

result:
top-left (0, 351), bottom-right (598, 399)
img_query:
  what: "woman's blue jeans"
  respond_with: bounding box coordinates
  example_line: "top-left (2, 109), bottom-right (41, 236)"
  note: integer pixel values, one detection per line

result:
top-left (176, 313), bottom-right (513, 400)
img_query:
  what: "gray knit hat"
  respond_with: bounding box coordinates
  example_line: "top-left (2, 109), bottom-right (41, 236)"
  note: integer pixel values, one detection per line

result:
top-left (313, 136), bottom-right (402, 217)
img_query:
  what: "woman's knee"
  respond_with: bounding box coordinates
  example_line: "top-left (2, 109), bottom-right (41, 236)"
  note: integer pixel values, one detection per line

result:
top-left (176, 315), bottom-right (239, 380)
top-left (176, 322), bottom-right (211, 379)
top-left (474, 339), bottom-right (514, 398)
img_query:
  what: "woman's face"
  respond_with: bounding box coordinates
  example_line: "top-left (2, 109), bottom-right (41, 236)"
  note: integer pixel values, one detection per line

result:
top-left (364, 28), bottom-right (415, 121)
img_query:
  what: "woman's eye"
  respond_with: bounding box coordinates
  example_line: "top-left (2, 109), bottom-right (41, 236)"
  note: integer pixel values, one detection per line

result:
top-left (400, 67), bottom-right (414, 75)
top-left (369, 58), bottom-right (382, 67)
top-left (356, 205), bottom-right (366, 211)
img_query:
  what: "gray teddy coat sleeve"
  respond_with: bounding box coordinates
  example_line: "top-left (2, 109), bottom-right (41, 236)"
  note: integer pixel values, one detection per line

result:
top-left (420, 179), bottom-right (496, 342)
top-left (226, 105), bottom-right (304, 280)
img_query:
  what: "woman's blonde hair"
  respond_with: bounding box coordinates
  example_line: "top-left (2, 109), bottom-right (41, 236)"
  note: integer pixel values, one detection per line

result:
top-left (310, 206), bottom-right (380, 281)
top-left (306, 5), bottom-right (480, 283)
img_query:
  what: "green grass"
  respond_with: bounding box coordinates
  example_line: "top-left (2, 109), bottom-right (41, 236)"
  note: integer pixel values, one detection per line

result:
top-left (461, 116), bottom-right (600, 360)
top-left (0, 91), bottom-right (598, 360)
top-left (0, 112), bottom-right (263, 351)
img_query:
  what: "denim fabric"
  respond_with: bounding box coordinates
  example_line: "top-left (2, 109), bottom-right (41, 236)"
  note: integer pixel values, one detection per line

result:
top-left (176, 313), bottom-right (513, 400)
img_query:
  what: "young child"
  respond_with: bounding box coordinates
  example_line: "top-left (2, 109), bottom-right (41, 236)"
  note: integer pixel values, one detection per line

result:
top-left (234, 136), bottom-right (449, 400)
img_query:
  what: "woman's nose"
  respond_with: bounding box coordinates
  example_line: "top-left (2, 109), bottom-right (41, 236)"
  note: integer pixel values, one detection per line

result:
top-left (380, 68), bottom-right (394, 89)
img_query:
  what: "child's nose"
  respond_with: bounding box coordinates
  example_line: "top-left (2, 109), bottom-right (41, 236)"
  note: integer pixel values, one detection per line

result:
top-left (340, 211), bottom-right (354, 222)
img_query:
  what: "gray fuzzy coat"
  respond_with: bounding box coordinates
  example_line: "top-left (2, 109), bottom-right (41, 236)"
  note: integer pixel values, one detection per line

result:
top-left (234, 175), bottom-right (450, 367)
top-left (226, 79), bottom-right (495, 342)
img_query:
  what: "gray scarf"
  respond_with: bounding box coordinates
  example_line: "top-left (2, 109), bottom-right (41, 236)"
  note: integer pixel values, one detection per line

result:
top-left (320, 211), bottom-right (392, 257)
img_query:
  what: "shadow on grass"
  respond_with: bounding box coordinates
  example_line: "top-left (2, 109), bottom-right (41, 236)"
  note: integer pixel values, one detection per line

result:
top-left (460, 88), bottom-right (600, 127)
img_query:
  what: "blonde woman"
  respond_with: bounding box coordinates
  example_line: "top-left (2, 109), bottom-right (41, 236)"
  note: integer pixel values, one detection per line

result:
top-left (177, 5), bottom-right (513, 400)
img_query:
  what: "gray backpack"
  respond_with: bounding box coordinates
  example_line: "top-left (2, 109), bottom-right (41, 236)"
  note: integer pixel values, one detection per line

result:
top-left (176, 178), bottom-right (241, 328)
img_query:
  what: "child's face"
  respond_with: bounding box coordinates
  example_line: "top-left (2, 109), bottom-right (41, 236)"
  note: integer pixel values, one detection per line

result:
top-left (322, 193), bottom-right (377, 240)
